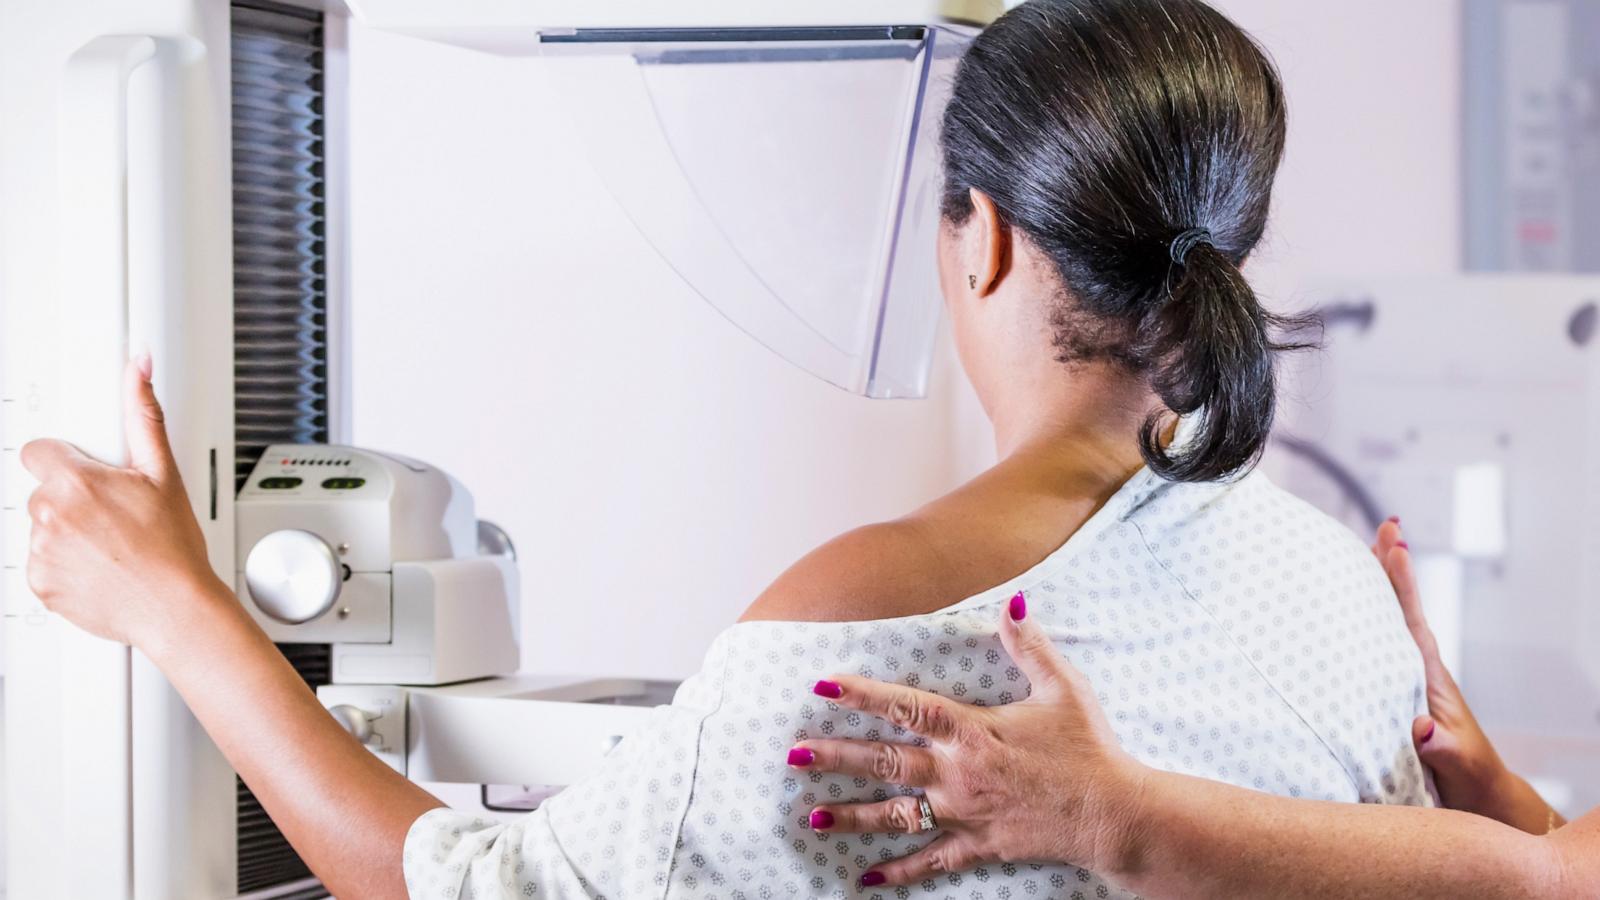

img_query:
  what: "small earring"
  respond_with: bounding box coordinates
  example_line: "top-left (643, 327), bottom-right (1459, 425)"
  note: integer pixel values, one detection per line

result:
top-left (968, 274), bottom-right (977, 290)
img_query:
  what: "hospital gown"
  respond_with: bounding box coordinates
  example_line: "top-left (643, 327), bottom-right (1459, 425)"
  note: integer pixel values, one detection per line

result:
top-left (404, 462), bottom-right (1435, 899)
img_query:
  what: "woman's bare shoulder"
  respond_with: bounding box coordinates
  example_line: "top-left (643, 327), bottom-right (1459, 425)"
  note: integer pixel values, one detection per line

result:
top-left (737, 517), bottom-right (959, 623)
top-left (738, 444), bottom-right (1143, 624)
top-left (737, 472), bottom-right (1069, 623)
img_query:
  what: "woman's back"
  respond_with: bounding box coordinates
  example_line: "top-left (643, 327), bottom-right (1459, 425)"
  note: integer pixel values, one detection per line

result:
top-left (404, 461), bottom-right (1433, 898)
top-left (401, 1), bottom-right (1427, 894)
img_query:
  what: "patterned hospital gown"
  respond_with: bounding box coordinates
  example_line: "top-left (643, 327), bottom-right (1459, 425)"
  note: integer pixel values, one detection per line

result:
top-left (404, 462), bottom-right (1435, 899)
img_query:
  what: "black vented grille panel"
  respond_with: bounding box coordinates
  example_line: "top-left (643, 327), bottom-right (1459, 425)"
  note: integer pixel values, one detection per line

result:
top-left (233, 0), bottom-right (329, 492)
top-left (231, 3), bottom-right (332, 895)
top-left (236, 779), bottom-right (308, 892)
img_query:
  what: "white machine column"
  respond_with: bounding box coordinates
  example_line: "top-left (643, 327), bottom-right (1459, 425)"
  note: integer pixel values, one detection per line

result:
top-left (2, 34), bottom-right (155, 899)
top-left (3, 30), bottom-right (237, 899)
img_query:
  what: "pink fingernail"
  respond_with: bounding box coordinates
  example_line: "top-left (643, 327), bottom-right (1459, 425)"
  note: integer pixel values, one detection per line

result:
top-left (1009, 591), bottom-right (1027, 622)
top-left (787, 747), bottom-right (815, 767)
top-left (1387, 515), bottom-right (1400, 525)
top-left (813, 680), bottom-right (843, 699)
top-left (859, 872), bottom-right (886, 887)
top-left (1421, 722), bottom-right (1435, 744)
top-left (1396, 541), bottom-right (1409, 550)
top-left (135, 352), bottom-right (153, 380)
top-left (809, 809), bottom-right (834, 829)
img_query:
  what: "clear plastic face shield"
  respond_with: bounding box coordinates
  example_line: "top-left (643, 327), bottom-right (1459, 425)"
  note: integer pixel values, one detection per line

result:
top-left (537, 26), bottom-right (974, 399)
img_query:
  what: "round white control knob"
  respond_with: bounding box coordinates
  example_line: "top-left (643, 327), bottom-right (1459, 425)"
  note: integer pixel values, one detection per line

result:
top-left (327, 704), bottom-right (376, 744)
top-left (244, 529), bottom-right (342, 624)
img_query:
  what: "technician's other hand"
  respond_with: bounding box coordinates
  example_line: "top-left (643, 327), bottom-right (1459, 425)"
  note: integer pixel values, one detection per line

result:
top-left (791, 599), bottom-right (1146, 887)
top-left (1372, 520), bottom-right (1546, 831)
top-left (21, 356), bottom-right (225, 647)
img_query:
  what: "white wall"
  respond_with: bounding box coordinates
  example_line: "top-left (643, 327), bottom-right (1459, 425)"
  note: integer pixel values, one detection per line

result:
top-left (344, 26), bottom-right (992, 680)
top-left (1213, 0), bottom-right (1462, 294)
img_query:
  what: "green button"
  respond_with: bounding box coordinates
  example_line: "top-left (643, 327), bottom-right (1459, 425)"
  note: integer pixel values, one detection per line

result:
top-left (259, 477), bottom-right (303, 490)
top-left (321, 477), bottom-right (366, 490)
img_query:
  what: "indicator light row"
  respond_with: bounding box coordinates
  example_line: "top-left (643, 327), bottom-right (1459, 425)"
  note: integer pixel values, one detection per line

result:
top-left (257, 477), bottom-right (367, 491)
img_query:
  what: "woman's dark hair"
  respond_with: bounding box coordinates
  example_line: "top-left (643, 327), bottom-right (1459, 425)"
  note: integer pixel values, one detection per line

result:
top-left (940, 0), bottom-right (1317, 482)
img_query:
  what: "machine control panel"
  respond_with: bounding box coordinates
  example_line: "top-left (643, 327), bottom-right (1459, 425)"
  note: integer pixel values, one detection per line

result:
top-left (236, 444), bottom-right (518, 687)
top-left (239, 449), bottom-right (390, 501)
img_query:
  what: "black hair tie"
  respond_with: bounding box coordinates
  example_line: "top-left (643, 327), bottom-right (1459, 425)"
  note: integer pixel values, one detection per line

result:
top-left (1169, 227), bottom-right (1213, 266)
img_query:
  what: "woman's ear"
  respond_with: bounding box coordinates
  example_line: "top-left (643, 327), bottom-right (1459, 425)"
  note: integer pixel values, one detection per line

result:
top-left (966, 189), bottom-right (1009, 297)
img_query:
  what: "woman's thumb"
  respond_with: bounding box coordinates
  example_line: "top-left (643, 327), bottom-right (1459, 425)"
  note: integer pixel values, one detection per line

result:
top-left (123, 354), bottom-right (176, 481)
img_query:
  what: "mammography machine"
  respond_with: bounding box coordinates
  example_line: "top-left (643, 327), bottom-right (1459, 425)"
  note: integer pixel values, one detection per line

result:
top-left (0, 1), bottom-right (1001, 896)
top-left (5, 1), bottom-right (1597, 898)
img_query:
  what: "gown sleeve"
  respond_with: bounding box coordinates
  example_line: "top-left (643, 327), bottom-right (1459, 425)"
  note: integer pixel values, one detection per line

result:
top-left (400, 642), bottom-right (731, 900)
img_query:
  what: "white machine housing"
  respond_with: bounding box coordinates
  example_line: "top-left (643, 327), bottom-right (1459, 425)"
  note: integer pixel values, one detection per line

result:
top-left (236, 445), bottom-right (519, 686)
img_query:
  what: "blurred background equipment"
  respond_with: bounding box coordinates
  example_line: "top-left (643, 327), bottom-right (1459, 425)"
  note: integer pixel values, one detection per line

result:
top-left (1464, 0), bottom-right (1600, 272)
top-left (1277, 277), bottom-right (1600, 818)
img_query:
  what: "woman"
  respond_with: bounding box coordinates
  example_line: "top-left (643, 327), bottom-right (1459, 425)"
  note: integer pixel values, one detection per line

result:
top-left (805, 522), bottom-right (1600, 897)
top-left (21, 1), bottom-right (1433, 897)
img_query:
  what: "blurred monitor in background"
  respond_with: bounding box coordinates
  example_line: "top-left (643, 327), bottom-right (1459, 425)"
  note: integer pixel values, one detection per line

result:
top-left (1464, 0), bottom-right (1600, 272)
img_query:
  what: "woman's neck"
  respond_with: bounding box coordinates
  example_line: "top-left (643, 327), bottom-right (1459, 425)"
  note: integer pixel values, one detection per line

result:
top-left (985, 360), bottom-right (1160, 492)
top-left (739, 364), bottom-right (1164, 624)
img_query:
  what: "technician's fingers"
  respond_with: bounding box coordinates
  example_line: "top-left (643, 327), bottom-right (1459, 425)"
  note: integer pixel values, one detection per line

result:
top-left (807, 795), bottom-right (932, 835)
top-left (1385, 546), bottom-right (1468, 724)
top-left (122, 354), bottom-right (176, 482)
top-left (1383, 541), bottom-right (1450, 679)
top-left (997, 592), bottom-right (1081, 701)
top-left (859, 834), bottom-right (981, 888)
top-left (816, 675), bottom-right (967, 743)
top-left (1383, 542), bottom-right (1426, 634)
top-left (1372, 517), bottom-right (1402, 560)
top-left (792, 738), bottom-right (940, 789)
top-left (1412, 714), bottom-right (1465, 770)
top-left (1412, 715), bottom-right (1437, 751)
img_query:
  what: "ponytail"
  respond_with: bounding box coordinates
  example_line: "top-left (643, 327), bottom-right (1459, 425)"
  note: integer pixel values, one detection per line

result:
top-left (940, 0), bottom-right (1307, 482)
top-left (1135, 243), bottom-right (1318, 482)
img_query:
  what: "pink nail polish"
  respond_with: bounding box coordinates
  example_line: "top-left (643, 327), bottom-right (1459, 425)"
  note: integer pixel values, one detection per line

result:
top-left (813, 680), bottom-right (843, 699)
top-left (1387, 515), bottom-right (1400, 525)
top-left (1421, 722), bottom-right (1435, 744)
top-left (809, 809), bottom-right (834, 830)
top-left (860, 872), bottom-right (886, 887)
top-left (787, 747), bottom-right (815, 767)
top-left (1009, 591), bottom-right (1027, 622)
top-left (1396, 541), bottom-right (1409, 550)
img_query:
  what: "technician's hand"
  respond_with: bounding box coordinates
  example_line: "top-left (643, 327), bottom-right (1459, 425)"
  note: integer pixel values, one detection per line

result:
top-left (1371, 520), bottom-right (1559, 833)
top-left (791, 599), bottom-right (1147, 887)
top-left (20, 355), bottom-right (228, 647)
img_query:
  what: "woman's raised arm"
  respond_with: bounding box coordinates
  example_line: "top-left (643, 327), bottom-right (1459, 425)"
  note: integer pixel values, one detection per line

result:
top-left (799, 536), bottom-right (1600, 896)
top-left (21, 358), bottom-right (440, 899)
